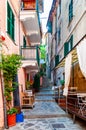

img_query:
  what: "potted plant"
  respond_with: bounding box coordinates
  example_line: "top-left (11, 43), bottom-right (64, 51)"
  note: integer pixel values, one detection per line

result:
top-left (60, 79), bottom-right (65, 93)
top-left (7, 107), bottom-right (18, 127)
top-left (0, 54), bottom-right (22, 127)
top-left (60, 79), bottom-right (65, 86)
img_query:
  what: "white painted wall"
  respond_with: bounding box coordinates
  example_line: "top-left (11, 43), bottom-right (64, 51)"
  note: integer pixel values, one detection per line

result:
top-left (57, 0), bottom-right (86, 60)
top-left (55, 0), bottom-right (86, 83)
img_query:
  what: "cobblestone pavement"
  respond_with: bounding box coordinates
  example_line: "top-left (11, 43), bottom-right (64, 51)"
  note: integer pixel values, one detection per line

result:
top-left (8, 87), bottom-right (86, 130)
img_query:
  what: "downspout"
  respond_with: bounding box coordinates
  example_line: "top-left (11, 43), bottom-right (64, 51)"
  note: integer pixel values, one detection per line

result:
top-left (18, 0), bottom-right (21, 54)
top-left (0, 44), bottom-right (8, 129)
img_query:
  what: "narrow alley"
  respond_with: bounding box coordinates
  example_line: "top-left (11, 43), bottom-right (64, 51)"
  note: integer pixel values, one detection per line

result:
top-left (8, 86), bottom-right (86, 130)
top-left (0, 0), bottom-right (86, 130)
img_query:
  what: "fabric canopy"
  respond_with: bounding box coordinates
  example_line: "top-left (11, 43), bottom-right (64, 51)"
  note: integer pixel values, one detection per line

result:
top-left (76, 38), bottom-right (86, 78)
top-left (63, 53), bottom-right (72, 96)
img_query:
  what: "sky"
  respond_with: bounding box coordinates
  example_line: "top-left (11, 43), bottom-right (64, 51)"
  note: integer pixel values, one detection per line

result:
top-left (40, 0), bottom-right (53, 33)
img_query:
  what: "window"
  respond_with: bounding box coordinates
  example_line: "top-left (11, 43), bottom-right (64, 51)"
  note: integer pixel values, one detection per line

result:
top-left (7, 2), bottom-right (15, 41)
top-left (64, 35), bottom-right (73, 57)
top-left (23, 36), bottom-right (26, 47)
top-left (69, 0), bottom-right (73, 23)
top-left (64, 42), bottom-right (69, 57)
top-left (58, 0), bottom-right (61, 17)
top-left (68, 35), bottom-right (73, 51)
top-left (47, 21), bottom-right (52, 34)
top-left (55, 55), bottom-right (59, 66)
top-left (58, 27), bottom-right (61, 44)
top-left (59, 0), bottom-right (61, 15)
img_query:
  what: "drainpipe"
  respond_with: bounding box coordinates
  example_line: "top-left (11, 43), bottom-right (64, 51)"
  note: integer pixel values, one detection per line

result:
top-left (1, 70), bottom-right (8, 129)
top-left (0, 45), bottom-right (8, 129)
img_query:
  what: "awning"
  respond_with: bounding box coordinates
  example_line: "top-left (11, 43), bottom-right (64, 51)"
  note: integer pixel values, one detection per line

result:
top-left (55, 35), bottom-right (86, 69)
top-left (55, 48), bottom-right (78, 69)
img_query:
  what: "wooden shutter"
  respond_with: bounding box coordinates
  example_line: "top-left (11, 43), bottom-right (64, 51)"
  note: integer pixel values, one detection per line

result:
top-left (70, 35), bottom-right (73, 50)
top-left (7, 2), bottom-right (15, 41)
top-left (64, 42), bottom-right (69, 57)
top-left (69, 0), bottom-right (73, 22)
top-left (55, 55), bottom-right (59, 66)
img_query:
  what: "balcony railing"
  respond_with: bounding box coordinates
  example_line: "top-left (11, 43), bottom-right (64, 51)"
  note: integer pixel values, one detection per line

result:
top-left (21, 46), bottom-right (36, 60)
top-left (20, 46), bottom-right (40, 65)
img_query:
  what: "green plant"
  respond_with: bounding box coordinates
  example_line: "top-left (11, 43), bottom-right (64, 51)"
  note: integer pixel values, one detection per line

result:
top-left (0, 54), bottom-right (22, 111)
top-left (7, 107), bottom-right (18, 115)
top-left (60, 79), bottom-right (65, 85)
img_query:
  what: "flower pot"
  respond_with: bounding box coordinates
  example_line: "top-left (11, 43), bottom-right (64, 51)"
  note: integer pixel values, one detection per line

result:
top-left (7, 113), bottom-right (16, 127)
top-left (16, 112), bottom-right (24, 122)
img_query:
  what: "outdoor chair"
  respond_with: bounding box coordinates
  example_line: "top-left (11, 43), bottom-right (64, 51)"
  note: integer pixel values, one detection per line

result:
top-left (77, 94), bottom-right (86, 116)
top-left (21, 90), bottom-right (35, 108)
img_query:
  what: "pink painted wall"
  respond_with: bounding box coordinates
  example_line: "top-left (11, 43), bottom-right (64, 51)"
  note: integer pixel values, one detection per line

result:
top-left (0, 0), bottom-right (25, 128)
top-left (0, 0), bottom-right (7, 128)
top-left (18, 68), bottom-right (26, 104)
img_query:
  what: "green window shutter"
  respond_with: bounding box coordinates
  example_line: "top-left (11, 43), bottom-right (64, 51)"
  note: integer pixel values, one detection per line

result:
top-left (64, 42), bottom-right (69, 57)
top-left (68, 35), bottom-right (73, 51)
top-left (36, 46), bottom-right (40, 66)
top-left (69, 0), bottom-right (73, 22)
top-left (7, 2), bottom-right (15, 41)
top-left (7, 2), bottom-right (10, 17)
top-left (70, 35), bottom-right (73, 50)
top-left (47, 21), bottom-right (52, 34)
top-left (7, 2), bottom-right (10, 35)
top-left (10, 11), bottom-right (13, 39)
top-left (12, 12), bottom-right (15, 40)
top-left (23, 36), bottom-right (26, 47)
top-left (55, 55), bottom-right (59, 66)
top-left (58, 27), bottom-right (61, 44)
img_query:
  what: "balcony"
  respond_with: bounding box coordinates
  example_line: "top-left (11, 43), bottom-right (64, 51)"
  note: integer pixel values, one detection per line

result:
top-left (21, 46), bottom-right (40, 68)
top-left (20, 0), bottom-right (42, 46)
top-left (21, 0), bottom-right (36, 10)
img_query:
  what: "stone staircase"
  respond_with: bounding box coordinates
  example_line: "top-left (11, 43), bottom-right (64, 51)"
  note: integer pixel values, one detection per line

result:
top-left (42, 76), bottom-right (51, 88)
top-left (22, 84), bottom-right (67, 119)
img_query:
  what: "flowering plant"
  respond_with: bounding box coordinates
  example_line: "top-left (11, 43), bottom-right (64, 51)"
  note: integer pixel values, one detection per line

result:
top-left (30, 80), bottom-right (33, 85)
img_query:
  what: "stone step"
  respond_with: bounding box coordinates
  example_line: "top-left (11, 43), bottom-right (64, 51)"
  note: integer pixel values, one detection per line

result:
top-left (24, 113), bottom-right (69, 119)
top-left (35, 94), bottom-right (54, 96)
top-left (40, 89), bottom-right (52, 91)
top-left (35, 99), bottom-right (55, 102)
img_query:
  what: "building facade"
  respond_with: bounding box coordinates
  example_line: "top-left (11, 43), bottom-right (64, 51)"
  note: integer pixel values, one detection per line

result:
top-left (47, 0), bottom-right (86, 88)
top-left (0, 0), bottom-right (42, 128)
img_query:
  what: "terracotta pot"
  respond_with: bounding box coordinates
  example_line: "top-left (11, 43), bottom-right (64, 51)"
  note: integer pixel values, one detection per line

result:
top-left (7, 113), bottom-right (16, 127)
